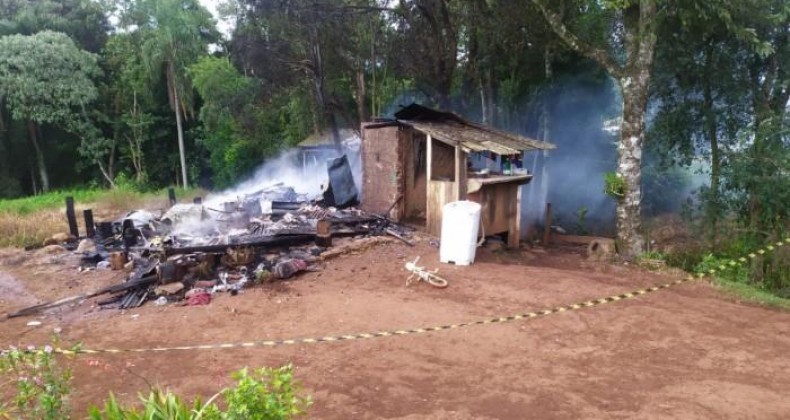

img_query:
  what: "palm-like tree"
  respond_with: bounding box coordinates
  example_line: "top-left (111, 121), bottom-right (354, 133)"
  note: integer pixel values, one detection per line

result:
top-left (135, 0), bottom-right (216, 188)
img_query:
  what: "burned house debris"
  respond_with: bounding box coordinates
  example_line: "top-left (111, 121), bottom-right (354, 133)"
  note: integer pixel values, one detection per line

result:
top-left (8, 104), bottom-right (555, 318)
top-left (360, 104), bottom-right (556, 248)
top-left (8, 156), bottom-right (411, 318)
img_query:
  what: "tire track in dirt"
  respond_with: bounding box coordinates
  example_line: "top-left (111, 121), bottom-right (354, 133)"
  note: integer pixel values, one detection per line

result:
top-left (0, 271), bottom-right (38, 309)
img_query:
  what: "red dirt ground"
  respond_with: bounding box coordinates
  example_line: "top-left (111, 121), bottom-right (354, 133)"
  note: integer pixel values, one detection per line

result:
top-left (1, 240), bottom-right (789, 419)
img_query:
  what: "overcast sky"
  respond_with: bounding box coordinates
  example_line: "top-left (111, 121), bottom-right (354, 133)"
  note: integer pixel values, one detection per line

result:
top-left (198, 0), bottom-right (234, 38)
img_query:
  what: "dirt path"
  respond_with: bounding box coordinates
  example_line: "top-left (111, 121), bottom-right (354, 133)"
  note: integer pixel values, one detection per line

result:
top-left (1, 242), bottom-right (789, 419)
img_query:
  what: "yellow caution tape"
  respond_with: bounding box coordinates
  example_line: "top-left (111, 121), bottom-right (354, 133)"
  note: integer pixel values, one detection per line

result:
top-left (52, 237), bottom-right (788, 356)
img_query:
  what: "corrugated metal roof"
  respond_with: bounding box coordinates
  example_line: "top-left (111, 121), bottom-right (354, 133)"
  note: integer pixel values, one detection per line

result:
top-left (393, 104), bottom-right (555, 154)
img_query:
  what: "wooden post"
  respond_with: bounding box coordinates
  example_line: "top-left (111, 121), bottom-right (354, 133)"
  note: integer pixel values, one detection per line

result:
top-left (167, 188), bottom-right (176, 206)
top-left (426, 134), bottom-right (435, 234)
top-left (83, 209), bottom-right (95, 238)
top-left (122, 219), bottom-right (136, 252)
top-left (193, 197), bottom-right (203, 205)
top-left (426, 134), bottom-right (433, 182)
top-left (508, 184), bottom-right (522, 248)
top-left (454, 145), bottom-right (467, 201)
top-left (65, 196), bottom-right (79, 238)
top-left (543, 202), bottom-right (553, 246)
top-left (316, 219), bottom-right (332, 247)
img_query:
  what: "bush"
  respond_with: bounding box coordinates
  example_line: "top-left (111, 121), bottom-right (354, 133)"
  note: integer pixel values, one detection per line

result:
top-left (0, 343), bottom-right (73, 419)
top-left (694, 254), bottom-right (750, 284)
top-left (88, 365), bottom-right (310, 419)
top-left (1, 339), bottom-right (310, 419)
top-left (221, 366), bottom-right (310, 419)
top-left (603, 171), bottom-right (626, 198)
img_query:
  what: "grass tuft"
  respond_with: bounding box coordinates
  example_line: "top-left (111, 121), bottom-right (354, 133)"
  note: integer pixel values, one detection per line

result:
top-left (710, 278), bottom-right (790, 310)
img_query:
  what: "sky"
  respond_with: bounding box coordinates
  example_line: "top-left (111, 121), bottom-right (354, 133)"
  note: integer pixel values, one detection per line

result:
top-left (198, 0), bottom-right (235, 38)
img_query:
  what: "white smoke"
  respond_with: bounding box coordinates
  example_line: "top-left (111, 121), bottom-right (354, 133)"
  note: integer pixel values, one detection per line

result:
top-left (205, 139), bottom-right (362, 208)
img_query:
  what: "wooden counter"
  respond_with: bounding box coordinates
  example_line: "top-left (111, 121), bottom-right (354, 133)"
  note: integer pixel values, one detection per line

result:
top-left (467, 174), bottom-right (532, 247)
top-left (467, 174), bottom-right (533, 194)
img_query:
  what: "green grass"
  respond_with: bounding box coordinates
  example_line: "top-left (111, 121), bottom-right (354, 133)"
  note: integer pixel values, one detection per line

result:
top-left (0, 187), bottom-right (204, 215)
top-left (0, 187), bottom-right (205, 248)
top-left (710, 278), bottom-right (790, 310)
top-left (0, 189), bottom-right (107, 215)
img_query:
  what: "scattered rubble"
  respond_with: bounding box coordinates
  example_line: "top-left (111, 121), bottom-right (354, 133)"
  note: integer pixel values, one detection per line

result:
top-left (7, 157), bottom-right (413, 318)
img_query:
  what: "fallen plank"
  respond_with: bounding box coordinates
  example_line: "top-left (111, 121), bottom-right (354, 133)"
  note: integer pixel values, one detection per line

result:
top-left (385, 228), bottom-right (414, 247)
top-left (163, 235), bottom-right (315, 256)
top-left (320, 236), bottom-right (395, 261)
top-left (6, 275), bottom-right (157, 319)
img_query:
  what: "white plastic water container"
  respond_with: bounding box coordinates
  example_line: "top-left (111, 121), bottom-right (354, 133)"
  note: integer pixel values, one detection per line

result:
top-left (440, 201), bottom-right (482, 266)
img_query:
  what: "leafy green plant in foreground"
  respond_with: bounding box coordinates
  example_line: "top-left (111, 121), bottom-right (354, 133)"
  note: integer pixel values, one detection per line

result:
top-left (0, 343), bottom-right (73, 419)
top-left (89, 364), bottom-right (311, 420)
top-left (0, 338), bottom-right (309, 420)
top-left (603, 172), bottom-right (626, 199)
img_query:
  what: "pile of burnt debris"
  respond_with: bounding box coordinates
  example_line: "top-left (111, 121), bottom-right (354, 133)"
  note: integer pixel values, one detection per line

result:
top-left (9, 156), bottom-right (412, 318)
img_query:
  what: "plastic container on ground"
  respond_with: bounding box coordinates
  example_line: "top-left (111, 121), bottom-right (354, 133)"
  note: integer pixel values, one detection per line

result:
top-left (440, 201), bottom-right (481, 266)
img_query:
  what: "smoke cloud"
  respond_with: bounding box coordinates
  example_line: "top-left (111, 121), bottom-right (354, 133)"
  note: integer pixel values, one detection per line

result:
top-left (205, 135), bottom-right (362, 209)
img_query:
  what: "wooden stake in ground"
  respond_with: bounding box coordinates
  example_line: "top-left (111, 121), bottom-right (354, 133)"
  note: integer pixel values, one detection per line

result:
top-left (543, 202), bottom-right (552, 245)
top-left (65, 196), bottom-right (79, 238)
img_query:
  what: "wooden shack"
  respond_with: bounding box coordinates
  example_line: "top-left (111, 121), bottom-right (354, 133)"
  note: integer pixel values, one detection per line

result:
top-left (361, 104), bottom-right (555, 248)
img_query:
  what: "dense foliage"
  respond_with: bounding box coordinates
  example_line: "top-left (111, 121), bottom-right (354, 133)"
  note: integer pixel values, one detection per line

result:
top-left (0, 0), bottom-right (788, 259)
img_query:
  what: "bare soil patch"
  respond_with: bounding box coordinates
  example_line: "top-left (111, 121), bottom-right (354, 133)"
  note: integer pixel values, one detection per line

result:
top-left (1, 241), bottom-right (788, 419)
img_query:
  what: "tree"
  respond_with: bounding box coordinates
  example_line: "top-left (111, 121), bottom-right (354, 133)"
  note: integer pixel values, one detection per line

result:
top-left (391, 0), bottom-right (458, 108)
top-left (649, 1), bottom-right (757, 241)
top-left (0, 0), bottom-right (109, 52)
top-left (129, 0), bottom-right (217, 189)
top-left (533, 0), bottom-right (658, 258)
top-left (189, 56), bottom-right (259, 186)
top-left (0, 31), bottom-right (100, 192)
top-left (649, 0), bottom-right (789, 238)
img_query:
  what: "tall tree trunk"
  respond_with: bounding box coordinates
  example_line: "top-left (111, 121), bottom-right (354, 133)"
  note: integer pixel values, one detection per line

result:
top-left (27, 119), bottom-right (49, 193)
top-left (616, 74), bottom-right (650, 258)
top-left (172, 74), bottom-right (189, 189)
top-left (0, 113), bottom-right (8, 181)
top-left (30, 164), bottom-right (37, 195)
top-left (370, 25), bottom-right (378, 118)
top-left (534, 0), bottom-right (656, 258)
top-left (702, 44), bottom-right (720, 242)
top-left (541, 47), bottom-right (553, 141)
top-left (356, 65), bottom-right (368, 125)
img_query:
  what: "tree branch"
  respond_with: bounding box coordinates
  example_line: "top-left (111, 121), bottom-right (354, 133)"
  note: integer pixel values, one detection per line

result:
top-left (532, 0), bottom-right (624, 79)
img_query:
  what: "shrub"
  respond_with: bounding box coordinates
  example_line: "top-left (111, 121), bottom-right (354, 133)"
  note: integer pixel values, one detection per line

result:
top-left (221, 366), bottom-right (310, 419)
top-left (603, 172), bottom-right (626, 198)
top-left (694, 253), bottom-right (750, 284)
top-left (88, 364), bottom-right (310, 419)
top-left (0, 343), bottom-right (73, 419)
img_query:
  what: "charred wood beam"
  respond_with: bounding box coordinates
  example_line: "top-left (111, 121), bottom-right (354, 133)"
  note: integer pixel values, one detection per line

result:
top-left (163, 235), bottom-right (316, 256)
top-left (6, 275), bottom-right (157, 318)
top-left (96, 294), bottom-right (123, 306)
top-left (385, 228), bottom-right (414, 246)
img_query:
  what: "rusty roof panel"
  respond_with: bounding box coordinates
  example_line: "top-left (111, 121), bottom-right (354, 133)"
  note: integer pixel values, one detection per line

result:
top-left (401, 119), bottom-right (555, 154)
